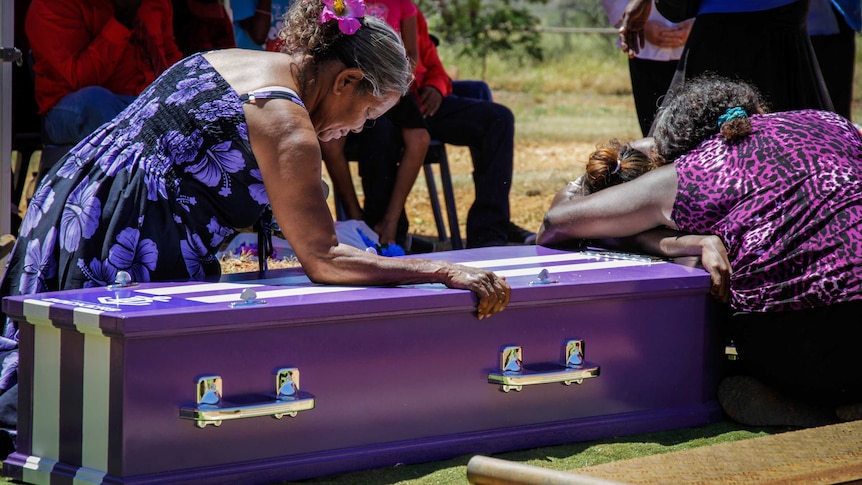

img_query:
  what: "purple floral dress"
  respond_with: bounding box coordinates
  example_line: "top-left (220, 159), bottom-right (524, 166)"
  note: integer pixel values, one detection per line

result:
top-left (0, 53), bottom-right (296, 435)
top-left (672, 110), bottom-right (862, 313)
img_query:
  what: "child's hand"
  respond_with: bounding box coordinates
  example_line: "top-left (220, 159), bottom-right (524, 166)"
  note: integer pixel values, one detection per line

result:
top-left (418, 86), bottom-right (443, 118)
top-left (373, 220), bottom-right (398, 246)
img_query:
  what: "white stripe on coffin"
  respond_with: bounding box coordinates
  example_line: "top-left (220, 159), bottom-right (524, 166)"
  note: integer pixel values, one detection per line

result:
top-left (187, 285), bottom-right (366, 304)
top-left (29, 325), bottom-right (60, 482)
top-left (81, 333), bottom-right (111, 479)
top-left (495, 258), bottom-right (661, 278)
top-left (462, 252), bottom-right (594, 268)
top-left (137, 282), bottom-right (263, 296)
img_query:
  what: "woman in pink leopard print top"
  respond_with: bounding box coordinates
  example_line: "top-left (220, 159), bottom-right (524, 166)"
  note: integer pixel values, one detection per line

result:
top-left (539, 74), bottom-right (861, 429)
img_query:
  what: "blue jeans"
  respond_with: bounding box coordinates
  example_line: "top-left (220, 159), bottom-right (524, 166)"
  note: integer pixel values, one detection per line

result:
top-left (451, 80), bottom-right (493, 102)
top-left (43, 86), bottom-right (136, 145)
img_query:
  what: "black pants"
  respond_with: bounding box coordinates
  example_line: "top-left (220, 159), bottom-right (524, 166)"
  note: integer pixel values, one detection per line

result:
top-left (351, 93), bottom-right (515, 248)
top-left (628, 57), bottom-right (679, 137)
top-left (730, 300), bottom-right (862, 407)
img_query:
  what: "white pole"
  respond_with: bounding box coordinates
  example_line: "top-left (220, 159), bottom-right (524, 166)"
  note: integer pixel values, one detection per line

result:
top-left (0, 0), bottom-right (14, 271)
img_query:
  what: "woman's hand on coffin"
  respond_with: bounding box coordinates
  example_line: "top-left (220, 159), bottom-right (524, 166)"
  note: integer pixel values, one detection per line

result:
top-left (445, 266), bottom-right (511, 319)
top-left (699, 235), bottom-right (731, 303)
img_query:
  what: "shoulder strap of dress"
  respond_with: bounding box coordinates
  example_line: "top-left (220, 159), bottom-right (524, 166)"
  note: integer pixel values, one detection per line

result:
top-left (240, 86), bottom-right (307, 110)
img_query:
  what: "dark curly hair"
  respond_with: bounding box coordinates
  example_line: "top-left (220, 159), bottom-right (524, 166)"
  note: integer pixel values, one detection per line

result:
top-left (652, 74), bottom-right (768, 162)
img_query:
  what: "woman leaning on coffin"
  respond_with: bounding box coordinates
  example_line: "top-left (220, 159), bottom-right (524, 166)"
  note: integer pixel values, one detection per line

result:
top-left (539, 75), bottom-right (862, 428)
top-left (248, 0), bottom-right (511, 318)
top-left (0, 1), bottom-right (511, 455)
top-left (549, 138), bottom-right (732, 304)
top-left (0, 0), bottom-right (510, 321)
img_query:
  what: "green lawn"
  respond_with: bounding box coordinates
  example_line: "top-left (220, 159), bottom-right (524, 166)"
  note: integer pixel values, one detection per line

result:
top-left (290, 420), bottom-right (779, 484)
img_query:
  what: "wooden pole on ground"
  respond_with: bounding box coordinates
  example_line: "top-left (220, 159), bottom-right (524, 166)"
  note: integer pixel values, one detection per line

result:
top-left (466, 455), bottom-right (630, 485)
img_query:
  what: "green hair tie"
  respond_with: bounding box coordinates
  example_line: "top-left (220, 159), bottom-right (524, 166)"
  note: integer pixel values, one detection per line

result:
top-left (718, 106), bottom-right (748, 128)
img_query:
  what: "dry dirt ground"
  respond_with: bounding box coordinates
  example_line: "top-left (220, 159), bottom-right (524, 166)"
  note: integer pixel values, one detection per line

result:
top-left (222, 140), bottom-right (598, 273)
top-left (401, 140), bottom-right (597, 241)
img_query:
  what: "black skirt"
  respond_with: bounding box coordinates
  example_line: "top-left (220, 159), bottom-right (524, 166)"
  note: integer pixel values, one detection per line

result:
top-left (668, 0), bottom-right (833, 113)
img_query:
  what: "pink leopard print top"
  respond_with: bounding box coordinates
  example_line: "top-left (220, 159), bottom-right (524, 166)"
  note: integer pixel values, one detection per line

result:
top-left (672, 110), bottom-right (862, 313)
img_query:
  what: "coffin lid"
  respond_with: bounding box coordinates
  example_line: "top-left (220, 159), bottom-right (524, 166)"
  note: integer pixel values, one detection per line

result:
top-left (2, 246), bottom-right (710, 338)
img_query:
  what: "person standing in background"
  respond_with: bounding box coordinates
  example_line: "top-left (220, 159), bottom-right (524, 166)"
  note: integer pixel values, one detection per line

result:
top-left (618, 0), bottom-right (834, 115)
top-left (602, 0), bottom-right (693, 136)
top-left (808, 0), bottom-right (861, 120)
top-left (230, 0), bottom-right (293, 50)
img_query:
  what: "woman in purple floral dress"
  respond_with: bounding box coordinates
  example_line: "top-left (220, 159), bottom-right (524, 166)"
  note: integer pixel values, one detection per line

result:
top-left (0, 0), bottom-right (511, 453)
top-left (539, 75), bottom-right (861, 428)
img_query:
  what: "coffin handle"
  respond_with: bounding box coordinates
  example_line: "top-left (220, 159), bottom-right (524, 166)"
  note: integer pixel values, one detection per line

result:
top-left (179, 368), bottom-right (315, 428)
top-left (488, 340), bottom-right (600, 392)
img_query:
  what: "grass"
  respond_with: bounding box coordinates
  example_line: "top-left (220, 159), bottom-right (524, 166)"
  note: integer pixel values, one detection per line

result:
top-left (292, 420), bottom-right (780, 484)
top-left (447, 33), bottom-right (641, 144)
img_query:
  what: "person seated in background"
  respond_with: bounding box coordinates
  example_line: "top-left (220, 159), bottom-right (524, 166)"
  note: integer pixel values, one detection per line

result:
top-left (321, 98), bottom-right (430, 248)
top-left (230, 0), bottom-right (293, 50)
top-left (320, 0), bottom-right (429, 248)
top-left (25, 0), bottom-right (184, 148)
top-left (539, 75), bottom-right (862, 428)
top-left (324, 9), bottom-right (536, 249)
top-left (172, 0), bottom-right (237, 55)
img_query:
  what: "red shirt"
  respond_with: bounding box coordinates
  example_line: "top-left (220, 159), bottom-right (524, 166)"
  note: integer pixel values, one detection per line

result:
top-left (26, 0), bottom-right (184, 114)
top-left (365, 0), bottom-right (417, 34)
top-left (413, 11), bottom-right (452, 98)
top-left (174, 0), bottom-right (236, 56)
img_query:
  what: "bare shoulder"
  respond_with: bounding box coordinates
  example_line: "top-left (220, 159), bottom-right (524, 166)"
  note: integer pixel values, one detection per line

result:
top-left (203, 49), bottom-right (297, 97)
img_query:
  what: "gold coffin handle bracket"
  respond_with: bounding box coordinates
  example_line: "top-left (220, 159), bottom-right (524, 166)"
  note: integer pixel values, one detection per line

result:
top-left (180, 368), bottom-right (315, 428)
top-left (488, 340), bottom-right (601, 392)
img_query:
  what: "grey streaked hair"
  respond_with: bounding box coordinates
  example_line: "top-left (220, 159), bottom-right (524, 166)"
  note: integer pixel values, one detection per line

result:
top-left (279, 0), bottom-right (411, 98)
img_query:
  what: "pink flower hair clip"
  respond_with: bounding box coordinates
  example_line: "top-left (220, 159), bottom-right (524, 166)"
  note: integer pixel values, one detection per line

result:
top-left (320, 0), bottom-right (366, 35)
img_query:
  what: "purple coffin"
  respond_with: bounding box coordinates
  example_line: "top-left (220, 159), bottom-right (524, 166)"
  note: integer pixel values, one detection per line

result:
top-left (2, 245), bottom-right (723, 484)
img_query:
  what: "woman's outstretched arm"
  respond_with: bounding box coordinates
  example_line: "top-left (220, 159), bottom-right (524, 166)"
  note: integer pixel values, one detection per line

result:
top-left (538, 164), bottom-right (678, 245)
top-left (621, 229), bottom-right (732, 303)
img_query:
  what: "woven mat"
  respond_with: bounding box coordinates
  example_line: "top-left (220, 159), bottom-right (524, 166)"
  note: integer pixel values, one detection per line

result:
top-left (575, 420), bottom-right (862, 484)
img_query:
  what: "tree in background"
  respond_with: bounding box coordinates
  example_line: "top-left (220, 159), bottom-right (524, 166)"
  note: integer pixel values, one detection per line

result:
top-left (553, 0), bottom-right (613, 49)
top-left (416, 0), bottom-right (546, 77)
